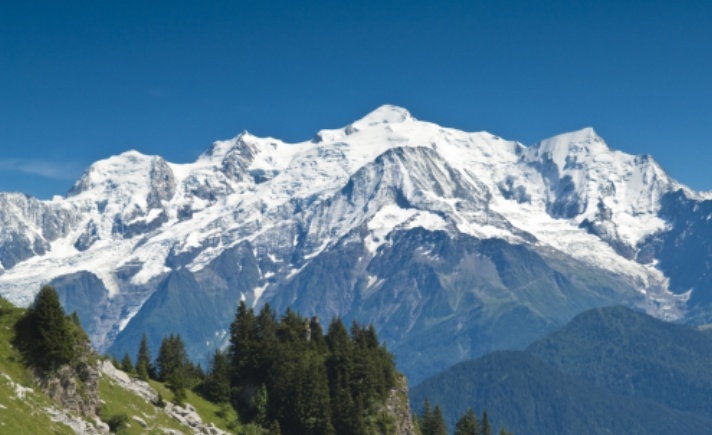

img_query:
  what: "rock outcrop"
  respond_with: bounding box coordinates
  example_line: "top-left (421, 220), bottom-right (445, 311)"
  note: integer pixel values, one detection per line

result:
top-left (383, 374), bottom-right (417, 435)
top-left (41, 343), bottom-right (101, 418)
top-left (99, 360), bottom-right (229, 435)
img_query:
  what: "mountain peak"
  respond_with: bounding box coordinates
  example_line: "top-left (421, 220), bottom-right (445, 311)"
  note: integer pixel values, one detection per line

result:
top-left (539, 126), bottom-right (604, 148)
top-left (200, 131), bottom-right (255, 161)
top-left (528, 127), bottom-right (610, 166)
top-left (352, 105), bottom-right (414, 128)
top-left (67, 150), bottom-right (160, 197)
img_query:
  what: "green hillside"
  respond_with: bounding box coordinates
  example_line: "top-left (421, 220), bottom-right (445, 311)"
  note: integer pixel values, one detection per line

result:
top-left (412, 305), bottom-right (712, 435)
top-left (2, 291), bottom-right (413, 435)
top-left (527, 305), bottom-right (712, 416)
top-left (411, 350), bottom-right (712, 435)
top-left (0, 296), bottom-right (242, 434)
top-left (0, 297), bottom-right (76, 434)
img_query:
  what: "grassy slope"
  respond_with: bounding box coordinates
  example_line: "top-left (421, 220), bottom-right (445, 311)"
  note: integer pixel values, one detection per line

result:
top-left (0, 298), bottom-right (75, 434)
top-left (0, 297), bottom-right (242, 434)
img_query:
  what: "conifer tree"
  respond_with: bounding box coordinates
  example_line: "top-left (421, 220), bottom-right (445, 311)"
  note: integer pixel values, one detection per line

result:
top-left (267, 420), bottom-right (282, 435)
top-left (135, 333), bottom-right (154, 381)
top-left (255, 303), bottom-right (279, 383)
top-left (230, 300), bottom-right (257, 389)
top-left (202, 349), bottom-right (231, 403)
top-left (309, 316), bottom-right (326, 352)
top-left (420, 399), bottom-right (434, 435)
top-left (326, 318), bottom-right (357, 434)
top-left (252, 383), bottom-right (269, 426)
top-left (121, 352), bottom-right (135, 373)
top-left (420, 400), bottom-right (447, 435)
top-left (14, 285), bottom-right (81, 372)
top-left (157, 334), bottom-right (190, 402)
top-left (431, 405), bottom-right (448, 435)
top-left (482, 411), bottom-right (492, 435)
top-left (293, 351), bottom-right (334, 435)
top-left (455, 408), bottom-right (480, 435)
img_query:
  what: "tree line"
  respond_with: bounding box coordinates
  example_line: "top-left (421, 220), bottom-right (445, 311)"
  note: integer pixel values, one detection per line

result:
top-left (119, 300), bottom-right (399, 434)
top-left (11, 286), bottom-right (513, 435)
top-left (417, 399), bottom-right (513, 435)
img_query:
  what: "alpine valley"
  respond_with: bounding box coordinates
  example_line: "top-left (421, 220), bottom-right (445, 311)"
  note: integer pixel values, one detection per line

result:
top-left (1, 105), bottom-right (711, 384)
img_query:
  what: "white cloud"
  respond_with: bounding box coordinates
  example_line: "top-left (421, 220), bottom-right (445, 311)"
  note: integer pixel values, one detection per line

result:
top-left (0, 158), bottom-right (84, 180)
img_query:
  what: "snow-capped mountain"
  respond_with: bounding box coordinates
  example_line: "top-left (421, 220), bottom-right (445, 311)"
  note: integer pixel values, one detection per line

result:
top-left (1, 105), bottom-right (710, 382)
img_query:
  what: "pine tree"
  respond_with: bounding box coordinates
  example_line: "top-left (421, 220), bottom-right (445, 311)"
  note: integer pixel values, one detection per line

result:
top-left (230, 300), bottom-right (257, 390)
top-left (255, 303), bottom-right (279, 384)
top-left (482, 411), bottom-right (492, 435)
top-left (135, 333), bottom-right (154, 381)
top-left (420, 399), bottom-right (433, 434)
top-left (431, 405), bottom-right (448, 435)
top-left (455, 408), bottom-right (480, 435)
top-left (14, 286), bottom-right (81, 372)
top-left (420, 400), bottom-right (447, 435)
top-left (201, 349), bottom-right (231, 403)
top-left (157, 334), bottom-right (189, 382)
top-left (326, 318), bottom-right (357, 434)
top-left (33, 286), bottom-right (77, 366)
top-left (252, 383), bottom-right (269, 426)
top-left (157, 334), bottom-right (190, 403)
top-left (121, 352), bottom-right (135, 374)
top-left (293, 351), bottom-right (334, 435)
top-left (267, 420), bottom-right (282, 435)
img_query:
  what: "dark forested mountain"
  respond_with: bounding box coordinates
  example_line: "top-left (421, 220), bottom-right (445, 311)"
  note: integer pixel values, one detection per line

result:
top-left (527, 305), bottom-right (712, 417)
top-left (410, 350), bottom-right (712, 435)
top-left (2, 106), bottom-right (712, 383)
top-left (412, 306), bottom-right (712, 435)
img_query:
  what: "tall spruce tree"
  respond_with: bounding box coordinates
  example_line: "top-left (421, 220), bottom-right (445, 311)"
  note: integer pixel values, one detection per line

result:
top-left (230, 300), bottom-right (257, 392)
top-left (201, 349), bottom-right (231, 404)
top-left (121, 352), bottom-right (135, 373)
top-left (455, 408), bottom-right (481, 435)
top-left (157, 334), bottom-right (190, 403)
top-left (14, 285), bottom-right (81, 372)
top-left (420, 400), bottom-right (447, 435)
top-left (135, 333), bottom-right (154, 381)
top-left (431, 405), bottom-right (448, 435)
top-left (482, 411), bottom-right (492, 435)
top-left (326, 318), bottom-right (358, 434)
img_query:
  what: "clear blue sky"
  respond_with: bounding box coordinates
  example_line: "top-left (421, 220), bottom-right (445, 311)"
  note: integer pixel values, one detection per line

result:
top-left (2, 0), bottom-right (711, 198)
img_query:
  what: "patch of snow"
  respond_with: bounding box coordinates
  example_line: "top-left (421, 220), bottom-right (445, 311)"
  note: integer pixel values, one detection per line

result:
top-left (252, 283), bottom-right (269, 307)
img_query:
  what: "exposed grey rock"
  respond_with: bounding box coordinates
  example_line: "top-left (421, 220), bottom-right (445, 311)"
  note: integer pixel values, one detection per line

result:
top-left (383, 375), bottom-right (417, 435)
top-left (132, 415), bottom-right (148, 427)
top-left (99, 361), bottom-right (229, 435)
top-left (41, 345), bottom-right (101, 418)
top-left (146, 157), bottom-right (176, 208)
top-left (44, 406), bottom-right (109, 434)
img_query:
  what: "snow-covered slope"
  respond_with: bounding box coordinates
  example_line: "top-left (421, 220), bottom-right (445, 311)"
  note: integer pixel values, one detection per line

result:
top-left (0, 105), bottom-right (708, 381)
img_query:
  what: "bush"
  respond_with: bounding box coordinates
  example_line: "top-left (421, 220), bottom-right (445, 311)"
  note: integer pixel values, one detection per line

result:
top-left (105, 412), bottom-right (129, 433)
top-left (152, 392), bottom-right (166, 408)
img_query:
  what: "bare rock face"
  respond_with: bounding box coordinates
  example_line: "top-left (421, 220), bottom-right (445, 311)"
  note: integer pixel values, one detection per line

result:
top-left (383, 374), bottom-right (417, 435)
top-left (42, 355), bottom-right (101, 418)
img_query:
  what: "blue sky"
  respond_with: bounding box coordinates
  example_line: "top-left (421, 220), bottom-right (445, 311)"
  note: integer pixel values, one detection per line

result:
top-left (2, 0), bottom-right (711, 198)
